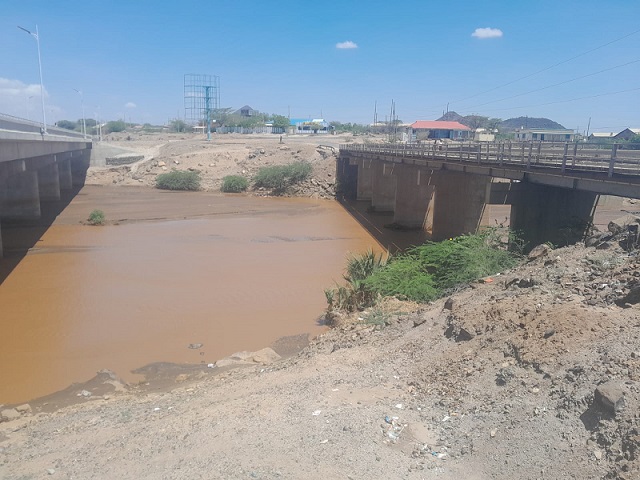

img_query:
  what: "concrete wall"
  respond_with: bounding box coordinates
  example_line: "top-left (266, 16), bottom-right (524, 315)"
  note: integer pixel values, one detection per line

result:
top-left (510, 183), bottom-right (597, 247)
top-left (371, 162), bottom-right (397, 212)
top-left (393, 165), bottom-right (435, 229)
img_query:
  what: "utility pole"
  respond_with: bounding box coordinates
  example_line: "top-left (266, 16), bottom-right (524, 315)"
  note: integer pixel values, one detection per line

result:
top-left (586, 117), bottom-right (592, 139)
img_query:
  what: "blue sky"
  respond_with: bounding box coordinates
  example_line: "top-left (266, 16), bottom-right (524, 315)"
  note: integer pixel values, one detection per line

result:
top-left (1, 0), bottom-right (639, 133)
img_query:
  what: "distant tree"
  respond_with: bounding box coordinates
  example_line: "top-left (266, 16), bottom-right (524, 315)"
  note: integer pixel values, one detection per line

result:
top-left (57, 120), bottom-right (77, 130)
top-left (271, 114), bottom-right (290, 130)
top-left (170, 119), bottom-right (191, 133)
top-left (84, 118), bottom-right (97, 128)
top-left (629, 134), bottom-right (640, 144)
top-left (105, 120), bottom-right (126, 133)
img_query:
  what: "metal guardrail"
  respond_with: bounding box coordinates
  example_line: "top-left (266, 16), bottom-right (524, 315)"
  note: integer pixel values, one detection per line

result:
top-left (340, 141), bottom-right (640, 178)
top-left (0, 112), bottom-right (86, 139)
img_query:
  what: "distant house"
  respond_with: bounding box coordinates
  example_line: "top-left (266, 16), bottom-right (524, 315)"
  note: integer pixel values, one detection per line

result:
top-left (234, 105), bottom-right (255, 117)
top-left (614, 128), bottom-right (640, 141)
top-left (411, 120), bottom-right (471, 140)
top-left (515, 129), bottom-right (575, 142)
top-left (290, 118), bottom-right (330, 134)
top-left (588, 132), bottom-right (615, 141)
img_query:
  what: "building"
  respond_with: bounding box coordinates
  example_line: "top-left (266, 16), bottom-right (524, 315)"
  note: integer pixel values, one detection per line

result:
top-left (614, 128), bottom-right (640, 141)
top-left (588, 132), bottom-right (615, 141)
top-left (411, 120), bottom-right (471, 140)
top-left (515, 129), bottom-right (575, 142)
top-left (290, 118), bottom-right (330, 134)
top-left (234, 105), bottom-right (256, 117)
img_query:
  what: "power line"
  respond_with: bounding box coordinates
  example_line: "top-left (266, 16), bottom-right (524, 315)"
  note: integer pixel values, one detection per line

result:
top-left (458, 58), bottom-right (640, 111)
top-left (457, 86), bottom-right (640, 114)
top-left (444, 27), bottom-right (640, 109)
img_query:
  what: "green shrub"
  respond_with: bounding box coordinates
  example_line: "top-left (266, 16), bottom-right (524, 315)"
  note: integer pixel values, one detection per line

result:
top-left (88, 209), bottom-right (105, 226)
top-left (155, 170), bottom-right (201, 191)
top-left (221, 175), bottom-right (249, 193)
top-left (253, 161), bottom-right (312, 192)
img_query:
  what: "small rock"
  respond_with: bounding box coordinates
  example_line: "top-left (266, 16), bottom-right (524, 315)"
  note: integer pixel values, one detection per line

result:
top-left (594, 450), bottom-right (603, 461)
top-left (528, 244), bottom-right (551, 260)
top-left (15, 404), bottom-right (31, 414)
top-left (158, 161), bottom-right (166, 167)
top-left (608, 215), bottom-right (640, 235)
top-left (47, 468), bottom-right (56, 475)
top-left (0, 408), bottom-right (20, 422)
top-left (490, 429), bottom-right (497, 438)
top-left (543, 329), bottom-right (556, 339)
top-left (444, 297), bottom-right (454, 310)
top-left (188, 343), bottom-right (203, 349)
top-left (249, 348), bottom-right (281, 365)
top-left (595, 382), bottom-right (625, 414)
top-left (78, 390), bottom-right (92, 398)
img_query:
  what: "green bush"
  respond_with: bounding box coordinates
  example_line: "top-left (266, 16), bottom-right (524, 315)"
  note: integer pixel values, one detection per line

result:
top-left (253, 161), bottom-right (312, 192)
top-left (87, 209), bottom-right (105, 226)
top-left (221, 175), bottom-right (249, 193)
top-left (155, 170), bottom-right (201, 191)
top-left (326, 230), bottom-right (522, 313)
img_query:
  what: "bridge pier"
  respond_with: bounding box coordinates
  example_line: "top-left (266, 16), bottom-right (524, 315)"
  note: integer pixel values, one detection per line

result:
top-left (70, 150), bottom-right (91, 186)
top-left (510, 183), bottom-right (597, 248)
top-left (353, 158), bottom-right (373, 201)
top-left (37, 162), bottom-right (61, 202)
top-left (0, 170), bottom-right (41, 221)
top-left (431, 172), bottom-right (491, 241)
top-left (58, 158), bottom-right (73, 190)
top-left (371, 161), bottom-right (396, 212)
top-left (393, 165), bottom-right (435, 229)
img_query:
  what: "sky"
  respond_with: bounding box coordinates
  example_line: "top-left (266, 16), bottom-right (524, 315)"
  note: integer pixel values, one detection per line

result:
top-left (1, 0), bottom-right (639, 133)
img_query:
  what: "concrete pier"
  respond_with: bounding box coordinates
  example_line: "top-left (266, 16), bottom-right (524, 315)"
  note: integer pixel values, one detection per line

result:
top-left (37, 162), bottom-right (61, 202)
top-left (371, 162), bottom-right (397, 212)
top-left (355, 158), bottom-right (373, 201)
top-left (393, 165), bottom-right (435, 229)
top-left (58, 158), bottom-right (73, 190)
top-left (510, 183), bottom-right (597, 247)
top-left (0, 170), bottom-right (41, 221)
top-left (431, 172), bottom-right (491, 241)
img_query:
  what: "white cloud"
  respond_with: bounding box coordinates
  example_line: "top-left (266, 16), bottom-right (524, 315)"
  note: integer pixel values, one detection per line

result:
top-left (125, 102), bottom-right (137, 108)
top-left (471, 27), bottom-right (503, 39)
top-left (336, 41), bottom-right (358, 49)
top-left (0, 77), bottom-right (51, 119)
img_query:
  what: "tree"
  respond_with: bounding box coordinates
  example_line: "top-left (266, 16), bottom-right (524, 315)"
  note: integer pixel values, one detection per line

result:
top-left (57, 120), bottom-right (77, 130)
top-left (105, 120), bottom-right (126, 133)
top-left (170, 119), bottom-right (191, 133)
top-left (271, 114), bottom-right (290, 130)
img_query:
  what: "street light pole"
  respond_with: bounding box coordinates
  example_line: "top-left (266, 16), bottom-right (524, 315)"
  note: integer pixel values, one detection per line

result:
top-left (18, 25), bottom-right (47, 134)
top-left (73, 88), bottom-right (87, 139)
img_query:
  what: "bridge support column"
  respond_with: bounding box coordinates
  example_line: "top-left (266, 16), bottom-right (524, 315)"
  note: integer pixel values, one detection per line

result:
top-left (0, 222), bottom-right (3, 259)
top-left (431, 172), bottom-right (490, 241)
top-left (0, 170), bottom-right (41, 221)
top-left (393, 165), bottom-right (435, 229)
top-left (38, 162), bottom-right (61, 202)
top-left (371, 161), bottom-right (397, 212)
top-left (510, 183), bottom-right (597, 248)
top-left (58, 158), bottom-right (73, 190)
top-left (355, 158), bottom-right (373, 201)
top-left (71, 150), bottom-right (91, 186)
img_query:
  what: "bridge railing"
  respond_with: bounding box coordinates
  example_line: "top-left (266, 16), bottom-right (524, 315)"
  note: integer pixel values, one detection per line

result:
top-left (339, 141), bottom-right (640, 178)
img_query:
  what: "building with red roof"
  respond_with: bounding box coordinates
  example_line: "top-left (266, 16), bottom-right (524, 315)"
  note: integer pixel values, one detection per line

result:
top-left (411, 120), bottom-right (471, 140)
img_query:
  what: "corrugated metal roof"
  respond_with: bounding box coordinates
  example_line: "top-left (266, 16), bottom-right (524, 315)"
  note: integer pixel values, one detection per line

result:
top-left (411, 121), bottom-right (471, 131)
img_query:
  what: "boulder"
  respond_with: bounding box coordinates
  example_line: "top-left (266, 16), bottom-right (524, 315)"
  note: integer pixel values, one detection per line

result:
top-left (528, 244), bottom-right (551, 261)
top-left (595, 382), bottom-right (625, 414)
top-left (249, 348), bottom-right (281, 365)
top-left (608, 215), bottom-right (640, 235)
top-left (0, 408), bottom-right (20, 422)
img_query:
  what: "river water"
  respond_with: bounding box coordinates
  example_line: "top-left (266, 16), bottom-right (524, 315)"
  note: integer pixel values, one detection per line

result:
top-left (0, 186), bottom-right (379, 404)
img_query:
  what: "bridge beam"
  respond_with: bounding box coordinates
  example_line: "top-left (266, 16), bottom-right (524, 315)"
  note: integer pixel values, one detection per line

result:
top-left (371, 161), bottom-right (397, 212)
top-left (393, 165), bottom-right (435, 229)
top-left (510, 183), bottom-right (597, 248)
top-left (431, 172), bottom-right (491, 241)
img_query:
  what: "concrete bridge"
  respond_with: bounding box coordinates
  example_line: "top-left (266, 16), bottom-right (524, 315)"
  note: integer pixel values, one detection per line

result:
top-left (338, 141), bottom-right (640, 247)
top-left (0, 114), bottom-right (92, 258)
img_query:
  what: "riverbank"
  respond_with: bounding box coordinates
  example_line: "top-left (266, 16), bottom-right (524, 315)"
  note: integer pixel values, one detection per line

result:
top-left (86, 132), bottom-right (347, 199)
top-left (2, 240), bottom-right (638, 479)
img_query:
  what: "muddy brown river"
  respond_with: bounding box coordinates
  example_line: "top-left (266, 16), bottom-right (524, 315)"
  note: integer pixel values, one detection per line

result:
top-left (0, 186), bottom-right (380, 404)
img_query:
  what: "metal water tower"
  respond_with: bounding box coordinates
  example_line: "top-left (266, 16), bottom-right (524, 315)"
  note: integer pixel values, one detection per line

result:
top-left (184, 74), bottom-right (220, 140)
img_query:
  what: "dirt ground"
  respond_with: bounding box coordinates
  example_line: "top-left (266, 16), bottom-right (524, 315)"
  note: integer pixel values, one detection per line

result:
top-left (85, 132), bottom-right (348, 198)
top-left (1, 133), bottom-right (639, 479)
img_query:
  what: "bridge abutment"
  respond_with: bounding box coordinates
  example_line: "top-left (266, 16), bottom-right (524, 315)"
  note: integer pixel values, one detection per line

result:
top-left (510, 183), bottom-right (597, 248)
top-left (393, 165), bottom-right (435, 229)
top-left (371, 162), bottom-right (396, 212)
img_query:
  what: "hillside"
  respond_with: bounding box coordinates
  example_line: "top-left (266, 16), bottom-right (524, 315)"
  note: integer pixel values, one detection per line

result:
top-left (437, 111), bottom-right (566, 131)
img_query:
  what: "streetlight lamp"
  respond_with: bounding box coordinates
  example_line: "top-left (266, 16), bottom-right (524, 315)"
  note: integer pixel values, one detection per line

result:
top-left (73, 88), bottom-right (87, 139)
top-left (17, 25), bottom-right (47, 135)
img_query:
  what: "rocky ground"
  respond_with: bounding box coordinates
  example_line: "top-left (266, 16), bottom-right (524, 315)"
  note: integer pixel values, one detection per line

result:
top-left (85, 132), bottom-right (345, 198)
top-left (1, 212), bottom-right (639, 478)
